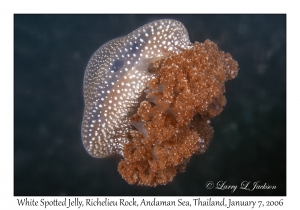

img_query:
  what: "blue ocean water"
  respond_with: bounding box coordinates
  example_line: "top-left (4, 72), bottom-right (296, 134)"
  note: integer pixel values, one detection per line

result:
top-left (14, 14), bottom-right (286, 196)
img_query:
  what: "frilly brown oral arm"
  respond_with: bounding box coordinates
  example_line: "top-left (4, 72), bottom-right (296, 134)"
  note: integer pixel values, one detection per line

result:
top-left (118, 40), bottom-right (239, 186)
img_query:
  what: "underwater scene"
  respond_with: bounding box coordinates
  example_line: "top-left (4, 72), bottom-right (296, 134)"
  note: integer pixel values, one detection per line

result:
top-left (14, 14), bottom-right (286, 195)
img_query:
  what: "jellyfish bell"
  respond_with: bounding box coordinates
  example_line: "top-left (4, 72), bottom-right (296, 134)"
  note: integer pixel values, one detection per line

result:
top-left (81, 19), bottom-right (191, 158)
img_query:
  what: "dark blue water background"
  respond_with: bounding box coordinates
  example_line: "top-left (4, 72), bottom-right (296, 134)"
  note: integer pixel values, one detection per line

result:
top-left (14, 15), bottom-right (286, 196)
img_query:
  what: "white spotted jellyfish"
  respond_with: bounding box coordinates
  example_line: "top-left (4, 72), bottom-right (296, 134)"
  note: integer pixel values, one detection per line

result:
top-left (81, 19), bottom-right (239, 186)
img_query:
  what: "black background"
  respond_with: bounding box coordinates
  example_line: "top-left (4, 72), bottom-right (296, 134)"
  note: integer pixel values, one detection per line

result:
top-left (14, 14), bottom-right (286, 196)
